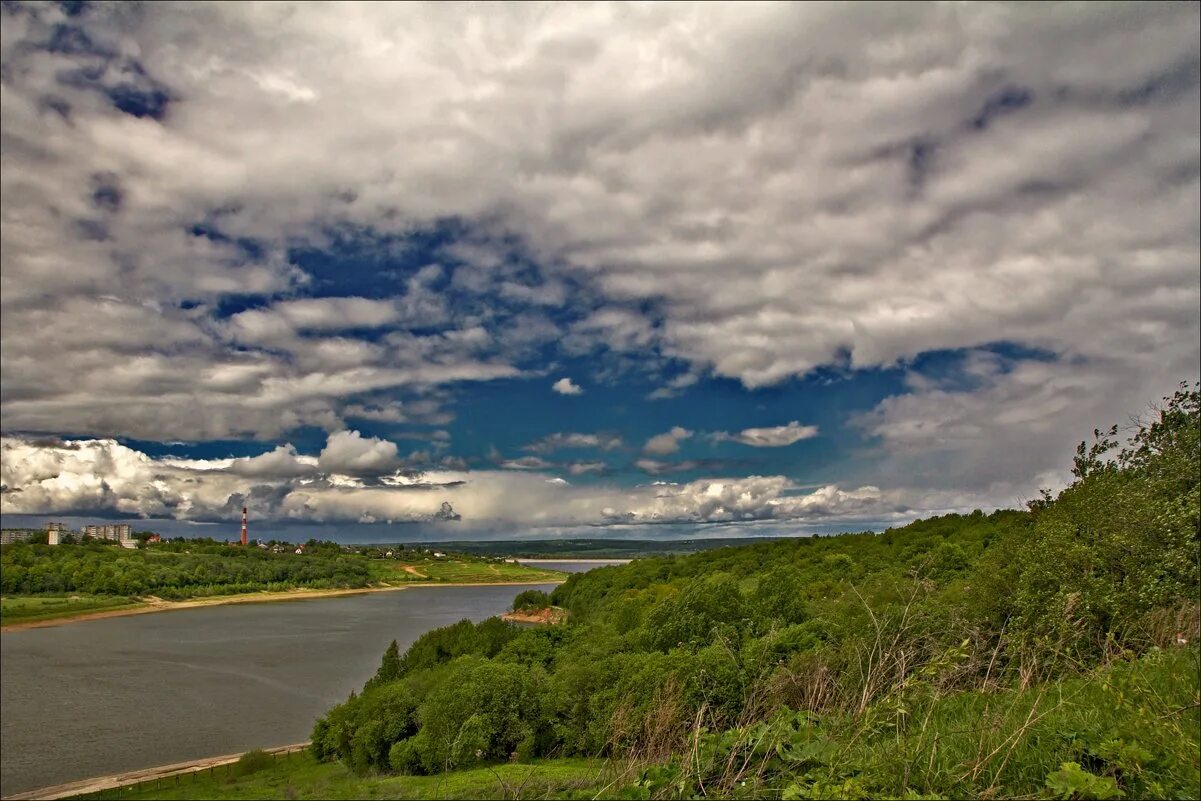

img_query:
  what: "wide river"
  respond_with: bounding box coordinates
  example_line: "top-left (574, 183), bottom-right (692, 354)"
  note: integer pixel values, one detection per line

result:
top-left (0, 582), bottom-right (563, 795)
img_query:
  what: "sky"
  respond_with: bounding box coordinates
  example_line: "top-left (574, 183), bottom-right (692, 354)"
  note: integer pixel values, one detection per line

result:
top-left (1, 1), bottom-right (1198, 542)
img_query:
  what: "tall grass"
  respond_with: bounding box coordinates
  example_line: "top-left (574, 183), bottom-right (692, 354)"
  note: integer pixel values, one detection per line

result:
top-left (625, 644), bottom-right (1200, 800)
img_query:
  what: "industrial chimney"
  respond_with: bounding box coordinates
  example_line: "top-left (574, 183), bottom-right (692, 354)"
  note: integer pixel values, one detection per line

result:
top-left (241, 505), bottom-right (248, 546)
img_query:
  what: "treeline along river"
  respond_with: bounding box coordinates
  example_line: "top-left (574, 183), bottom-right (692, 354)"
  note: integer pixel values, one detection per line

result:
top-left (0, 583), bottom-right (558, 795)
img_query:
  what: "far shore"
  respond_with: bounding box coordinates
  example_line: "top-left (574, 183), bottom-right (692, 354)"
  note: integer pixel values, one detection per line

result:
top-left (0, 579), bottom-right (564, 633)
top-left (517, 558), bottom-right (632, 563)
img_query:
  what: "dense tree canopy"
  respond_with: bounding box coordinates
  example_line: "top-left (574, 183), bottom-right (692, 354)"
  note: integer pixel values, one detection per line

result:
top-left (0, 541), bottom-right (370, 598)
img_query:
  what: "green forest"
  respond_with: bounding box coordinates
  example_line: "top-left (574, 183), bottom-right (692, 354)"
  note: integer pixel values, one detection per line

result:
top-left (0, 539), bottom-right (373, 599)
top-left (308, 384), bottom-right (1200, 800)
top-left (0, 540), bottom-right (564, 618)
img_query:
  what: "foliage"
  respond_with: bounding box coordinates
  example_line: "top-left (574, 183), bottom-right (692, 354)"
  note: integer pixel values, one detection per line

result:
top-left (232, 749), bottom-right (275, 778)
top-left (512, 589), bottom-right (552, 612)
top-left (364, 640), bottom-right (402, 691)
top-left (1012, 383), bottom-right (1200, 672)
top-left (1045, 762), bottom-right (1123, 800)
top-left (0, 593), bottom-right (144, 623)
top-left (621, 648), bottom-right (1198, 800)
top-left (0, 540), bottom-right (564, 602)
top-left (1, 540), bottom-right (370, 598)
top-left (398, 617), bottom-right (521, 678)
top-left (416, 657), bottom-right (548, 772)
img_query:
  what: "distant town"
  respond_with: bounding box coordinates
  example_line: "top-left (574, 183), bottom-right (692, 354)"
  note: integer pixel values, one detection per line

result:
top-left (0, 524), bottom-right (466, 560)
top-left (0, 522), bottom-right (149, 547)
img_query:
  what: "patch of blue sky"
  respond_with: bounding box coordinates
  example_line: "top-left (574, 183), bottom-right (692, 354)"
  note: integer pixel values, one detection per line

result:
top-left (117, 336), bottom-right (1061, 490)
top-left (120, 426), bottom-right (332, 462)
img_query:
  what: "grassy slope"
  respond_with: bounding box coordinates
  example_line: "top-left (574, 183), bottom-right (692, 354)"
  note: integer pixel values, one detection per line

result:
top-left (367, 557), bottom-right (566, 585)
top-left (0, 594), bottom-right (146, 624)
top-left (783, 647), bottom-right (1200, 799)
top-left (80, 756), bottom-right (606, 800)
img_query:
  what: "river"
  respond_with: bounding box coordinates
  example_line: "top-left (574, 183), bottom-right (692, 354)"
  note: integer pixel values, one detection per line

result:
top-left (516, 559), bottom-right (631, 572)
top-left (0, 583), bottom-right (558, 795)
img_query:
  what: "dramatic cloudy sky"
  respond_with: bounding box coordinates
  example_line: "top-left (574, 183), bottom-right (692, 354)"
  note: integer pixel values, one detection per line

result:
top-left (1, 1), bottom-right (1198, 541)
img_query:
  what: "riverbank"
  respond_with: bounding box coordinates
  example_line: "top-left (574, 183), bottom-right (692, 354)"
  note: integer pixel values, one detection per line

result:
top-left (1, 743), bottom-right (311, 801)
top-left (514, 562), bottom-right (629, 566)
top-left (501, 606), bottom-right (568, 625)
top-left (12, 751), bottom-right (608, 801)
top-left (1, 580), bottom-right (565, 633)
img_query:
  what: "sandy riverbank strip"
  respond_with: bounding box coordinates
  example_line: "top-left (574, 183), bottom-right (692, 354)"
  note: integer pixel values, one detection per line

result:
top-left (1, 579), bottom-right (564, 633)
top-left (502, 606), bottom-right (568, 625)
top-left (1, 742), bottom-right (311, 801)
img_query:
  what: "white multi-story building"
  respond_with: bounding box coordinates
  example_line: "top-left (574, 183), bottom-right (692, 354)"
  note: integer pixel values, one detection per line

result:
top-left (46, 521), bottom-right (68, 546)
top-left (81, 523), bottom-right (134, 542)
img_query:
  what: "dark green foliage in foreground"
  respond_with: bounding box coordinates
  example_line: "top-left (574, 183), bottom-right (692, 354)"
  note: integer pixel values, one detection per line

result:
top-left (629, 648), bottom-right (1198, 800)
top-left (0, 540), bottom-right (370, 598)
top-left (308, 384), bottom-right (1199, 798)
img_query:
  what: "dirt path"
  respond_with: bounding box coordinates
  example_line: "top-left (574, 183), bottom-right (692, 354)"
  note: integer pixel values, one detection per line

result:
top-left (1, 742), bottom-right (310, 800)
top-left (401, 564), bottom-right (428, 578)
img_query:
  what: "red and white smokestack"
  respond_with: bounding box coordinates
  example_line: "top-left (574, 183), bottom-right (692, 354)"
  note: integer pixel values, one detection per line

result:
top-left (241, 505), bottom-right (248, 546)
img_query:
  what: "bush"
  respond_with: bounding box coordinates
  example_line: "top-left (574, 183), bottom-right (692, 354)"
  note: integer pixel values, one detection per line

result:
top-left (232, 748), bottom-right (275, 777)
top-left (643, 573), bottom-right (748, 651)
top-left (417, 657), bottom-right (547, 772)
top-left (513, 589), bottom-right (551, 612)
top-left (389, 737), bottom-right (425, 775)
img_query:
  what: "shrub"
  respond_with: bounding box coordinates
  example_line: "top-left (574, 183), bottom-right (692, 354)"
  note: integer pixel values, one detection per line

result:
top-left (417, 657), bottom-right (547, 772)
top-left (643, 573), bottom-right (748, 651)
top-left (388, 737), bottom-right (425, 775)
top-left (232, 748), bottom-right (274, 777)
top-left (513, 589), bottom-right (552, 612)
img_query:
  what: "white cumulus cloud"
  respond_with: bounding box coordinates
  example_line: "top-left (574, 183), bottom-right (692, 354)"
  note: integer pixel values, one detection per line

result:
top-left (317, 430), bottom-right (400, 476)
top-left (712, 421), bottom-right (819, 448)
top-left (552, 378), bottom-right (583, 395)
top-left (643, 427), bottom-right (694, 456)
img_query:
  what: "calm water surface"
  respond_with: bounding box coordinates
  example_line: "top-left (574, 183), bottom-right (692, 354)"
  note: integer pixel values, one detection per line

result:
top-left (0, 584), bottom-right (556, 794)
top-left (517, 559), bottom-right (630, 573)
